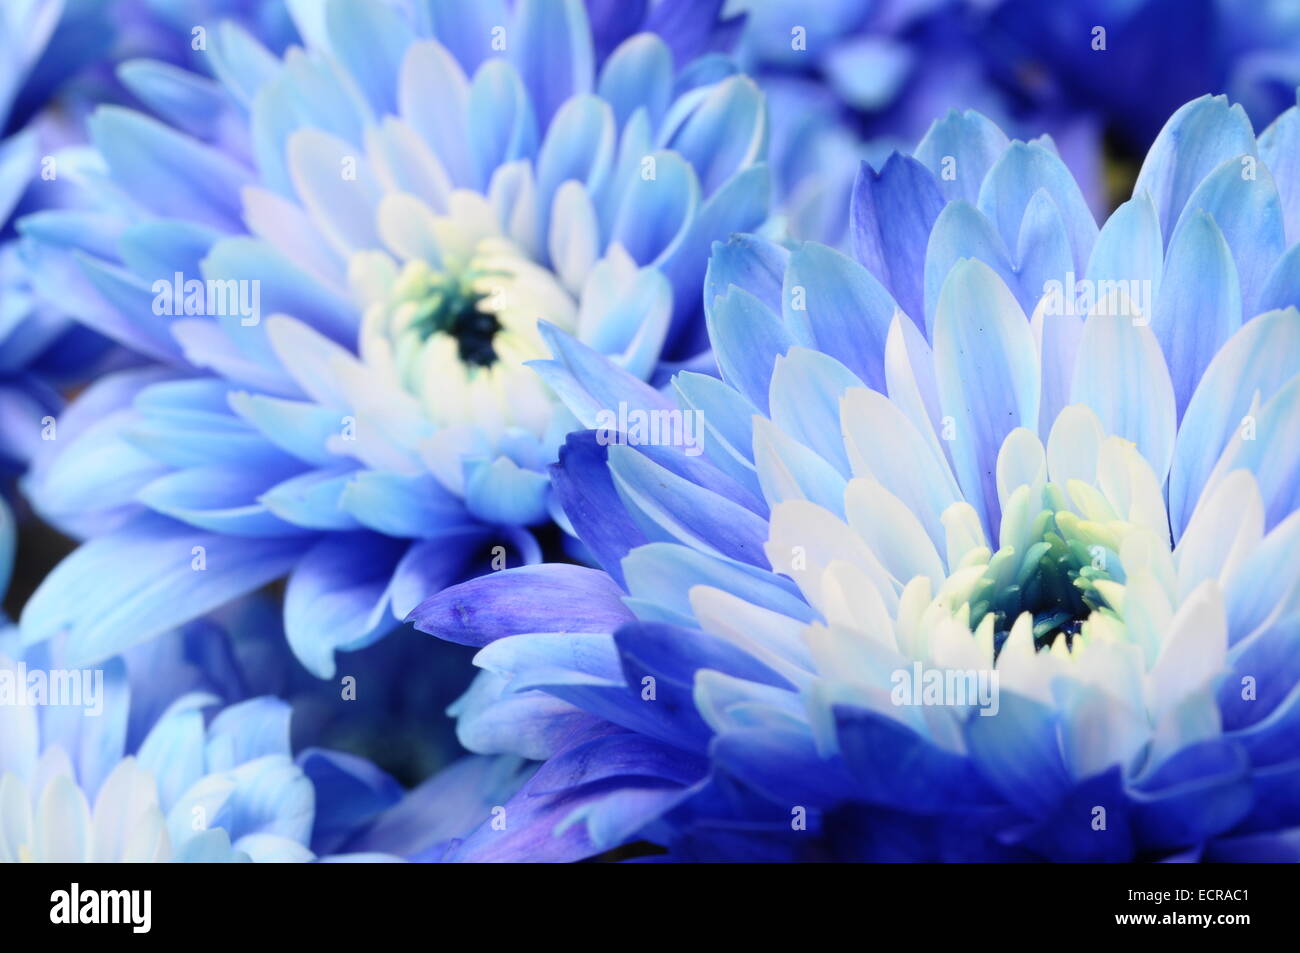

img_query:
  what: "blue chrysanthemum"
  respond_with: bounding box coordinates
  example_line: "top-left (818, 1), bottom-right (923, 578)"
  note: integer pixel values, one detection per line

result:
top-left (1, 1), bottom-right (302, 476)
top-left (1, 0), bottom-right (117, 475)
top-left (17, 0), bottom-right (769, 676)
top-left (736, 0), bottom-right (1300, 246)
top-left (413, 92), bottom-right (1300, 861)
top-left (2, 496), bottom-right (535, 862)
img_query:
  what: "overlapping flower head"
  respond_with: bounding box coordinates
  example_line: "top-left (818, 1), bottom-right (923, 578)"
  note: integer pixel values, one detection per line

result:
top-left (17, 0), bottom-right (769, 676)
top-left (736, 0), bottom-right (1300, 245)
top-left (0, 500), bottom-right (268, 860)
top-left (1, 497), bottom-right (532, 863)
top-left (1, 0), bottom-right (117, 475)
top-left (414, 92), bottom-right (1300, 861)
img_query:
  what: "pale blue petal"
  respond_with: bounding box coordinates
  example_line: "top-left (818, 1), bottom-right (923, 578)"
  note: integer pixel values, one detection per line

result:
top-left (1172, 154), bottom-right (1285, 319)
top-left (781, 242), bottom-right (897, 392)
top-left (671, 370), bottom-right (761, 497)
top-left (1013, 188), bottom-right (1075, 317)
top-left (661, 75), bottom-right (765, 196)
top-left (398, 39), bottom-right (473, 188)
top-left (913, 108), bottom-right (1010, 205)
top-left (1258, 104), bottom-right (1300, 245)
top-left (340, 470), bottom-right (473, 537)
top-left (1132, 94), bottom-right (1257, 241)
top-left (978, 140), bottom-right (1098, 274)
top-left (610, 150), bottom-right (698, 265)
top-left (467, 59), bottom-right (539, 193)
top-left (922, 200), bottom-right (1018, 337)
top-left (1169, 308), bottom-right (1300, 538)
top-left (1260, 243), bottom-right (1300, 313)
top-left (1085, 192), bottom-right (1164, 311)
top-left (509, 0), bottom-right (594, 126)
top-left (20, 515), bottom-right (309, 665)
top-left (1070, 309), bottom-right (1176, 485)
top-left (704, 285), bottom-right (792, 414)
top-left (463, 456), bottom-right (551, 526)
top-left (259, 467), bottom-right (363, 531)
top-left (424, 0), bottom-right (508, 75)
top-left (1151, 210), bottom-right (1241, 418)
top-left (89, 106), bottom-right (253, 232)
top-left (621, 542), bottom-right (814, 623)
top-left (206, 698), bottom-right (293, 772)
top-left (767, 346), bottom-right (864, 476)
top-left (597, 32), bottom-right (673, 128)
top-left (703, 232), bottom-right (788, 318)
top-left (932, 259), bottom-right (1040, 534)
top-left (114, 59), bottom-right (228, 142)
top-left (323, 0), bottom-right (413, 116)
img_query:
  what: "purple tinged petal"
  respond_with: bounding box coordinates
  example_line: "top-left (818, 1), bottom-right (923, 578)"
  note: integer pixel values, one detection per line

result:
top-left (850, 154), bottom-right (945, 328)
top-left (284, 532), bottom-right (407, 677)
top-left (407, 564), bottom-right (634, 647)
top-left (509, 0), bottom-right (594, 128)
top-left (781, 243), bottom-right (897, 393)
top-left (550, 431), bottom-right (649, 587)
top-left (88, 106), bottom-right (254, 232)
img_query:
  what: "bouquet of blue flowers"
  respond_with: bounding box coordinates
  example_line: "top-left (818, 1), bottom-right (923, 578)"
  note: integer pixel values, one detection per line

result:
top-left (1, 0), bottom-right (1297, 876)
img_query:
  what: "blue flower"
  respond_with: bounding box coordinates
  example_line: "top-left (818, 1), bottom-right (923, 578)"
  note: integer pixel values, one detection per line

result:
top-left (0, 503), bottom-right (527, 861)
top-left (4, 482), bottom-right (543, 863)
top-left (0, 503), bottom-right (305, 860)
top-left (736, 0), bottom-right (1300, 246)
top-left (0, 0), bottom-right (118, 475)
top-left (17, 0), bottom-right (769, 676)
top-left (984, 0), bottom-right (1300, 147)
top-left (412, 92), bottom-right (1300, 861)
top-left (0, 1), bottom-right (298, 477)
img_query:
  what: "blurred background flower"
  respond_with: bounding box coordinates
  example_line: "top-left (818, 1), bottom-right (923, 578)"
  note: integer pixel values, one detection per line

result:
top-left (729, 0), bottom-right (1300, 243)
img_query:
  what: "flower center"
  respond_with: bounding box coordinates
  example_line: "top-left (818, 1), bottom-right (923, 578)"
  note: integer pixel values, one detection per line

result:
top-left (979, 521), bottom-right (1108, 658)
top-left (959, 495), bottom-right (1124, 660)
top-left (403, 266), bottom-right (503, 368)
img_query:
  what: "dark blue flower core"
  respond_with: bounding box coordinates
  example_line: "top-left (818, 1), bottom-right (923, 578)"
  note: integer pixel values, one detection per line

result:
top-left (409, 270), bottom-right (502, 367)
top-left (974, 510), bottom-right (1114, 660)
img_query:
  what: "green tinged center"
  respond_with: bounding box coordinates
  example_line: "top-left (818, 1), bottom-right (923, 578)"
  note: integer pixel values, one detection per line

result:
top-left (408, 269), bottom-right (502, 367)
top-left (969, 504), bottom-right (1117, 659)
